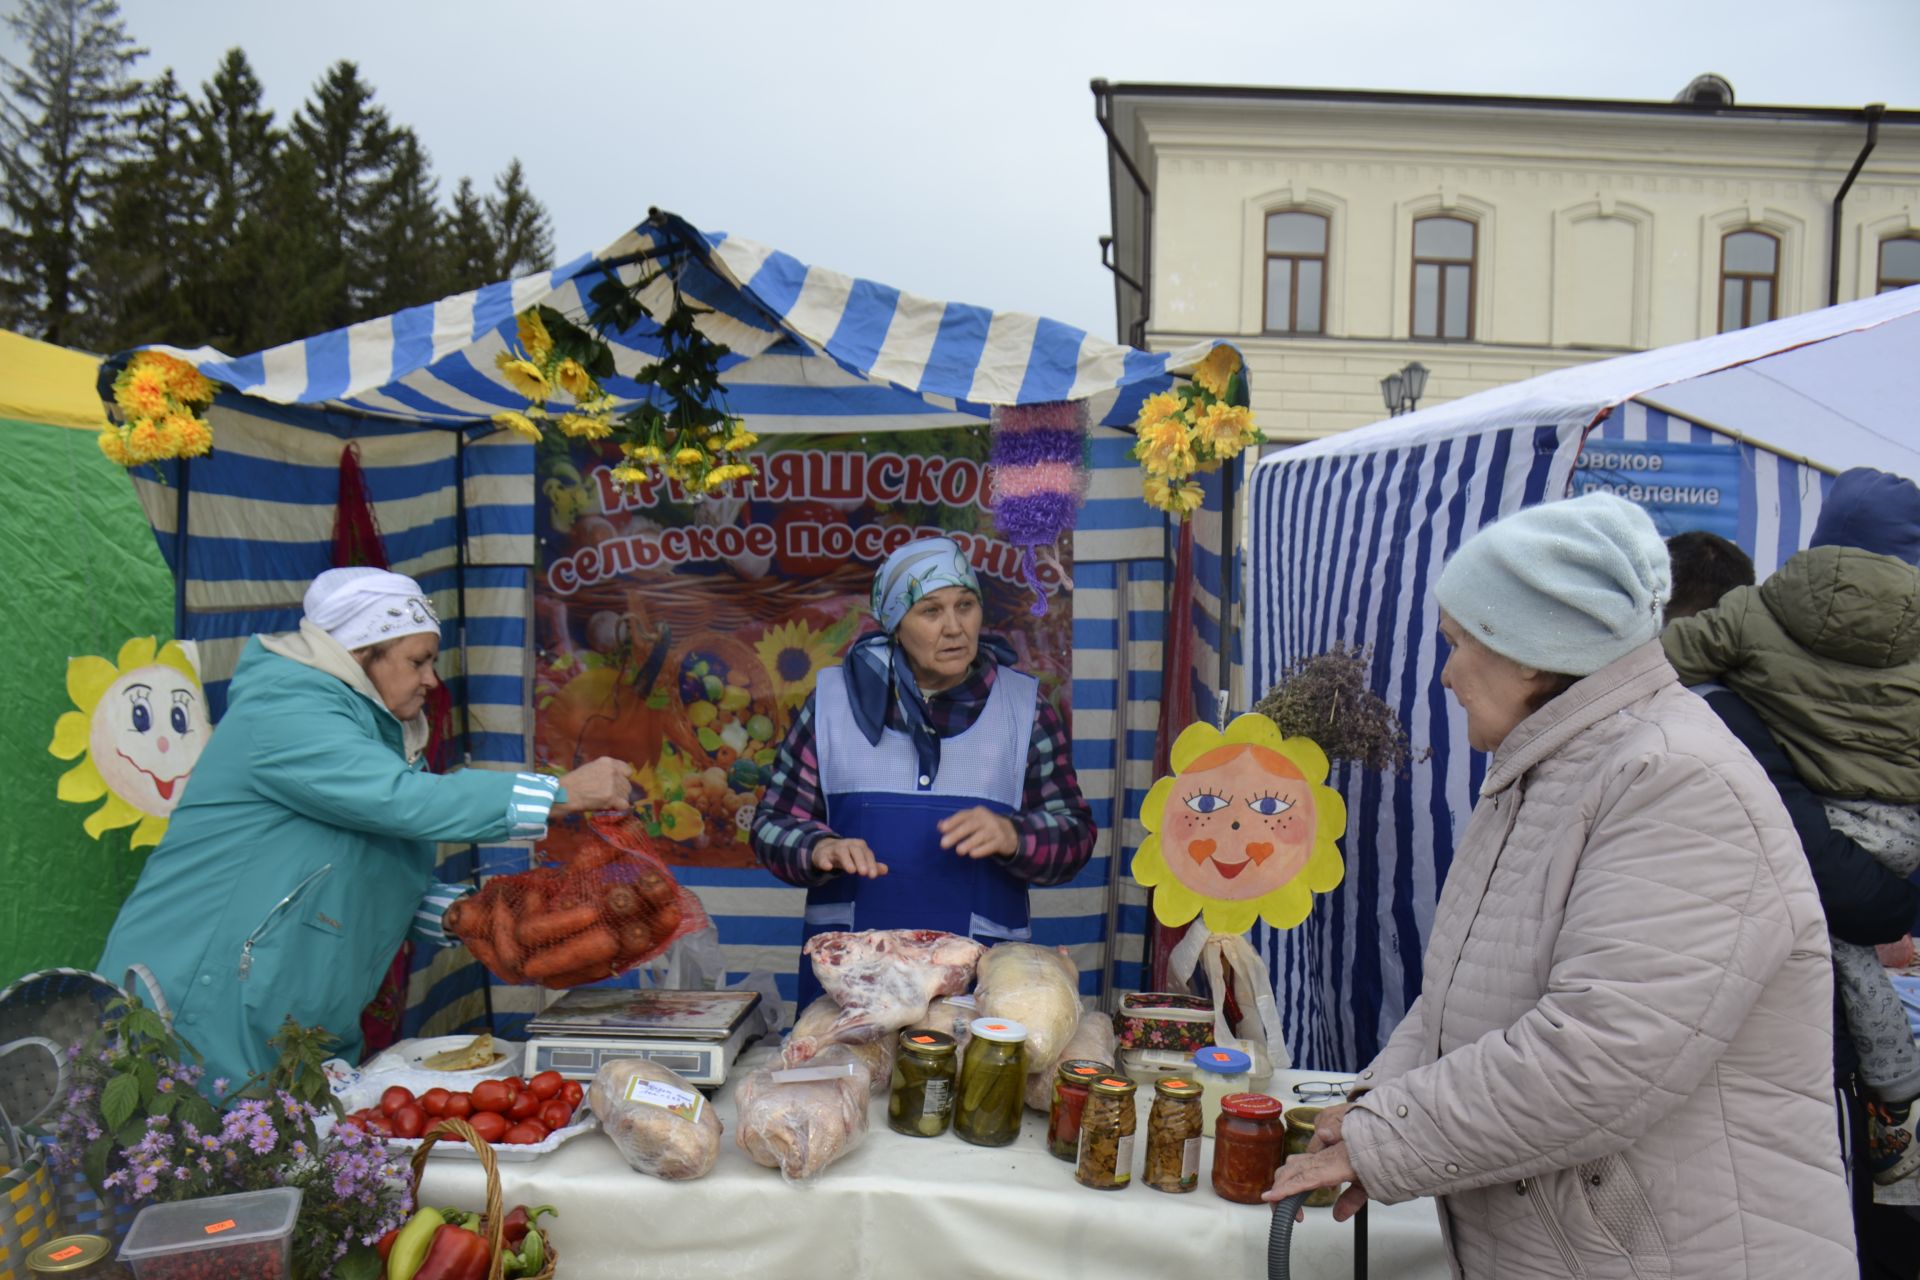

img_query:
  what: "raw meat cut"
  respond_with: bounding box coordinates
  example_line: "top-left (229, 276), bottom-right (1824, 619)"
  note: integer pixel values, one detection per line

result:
top-left (734, 1044), bottom-right (873, 1181)
top-left (783, 996), bottom-right (895, 1094)
top-left (788, 929), bottom-right (984, 1062)
top-left (591, 1056), bottom-right (723, 1180)
top-left (1025, 1009), bottom-right (1118, 1111)
top-left (974, 942), bottom-right (1081, 1068)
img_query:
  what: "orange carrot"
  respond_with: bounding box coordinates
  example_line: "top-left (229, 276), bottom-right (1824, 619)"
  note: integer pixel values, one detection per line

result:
top-left (518, 904), bottom-right (602, 949)
top-left (521, 927), bottom-right (620, 980)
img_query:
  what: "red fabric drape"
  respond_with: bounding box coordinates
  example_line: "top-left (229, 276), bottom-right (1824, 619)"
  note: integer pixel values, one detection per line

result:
top-left (1146, 519), bottom-right (1201, 992)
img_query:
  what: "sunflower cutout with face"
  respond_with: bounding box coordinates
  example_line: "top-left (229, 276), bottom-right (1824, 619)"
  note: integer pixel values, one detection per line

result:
top-left (1133, 714), bottom-right (1346, 934)
top-left (48, 636), bottom-right (210, 847)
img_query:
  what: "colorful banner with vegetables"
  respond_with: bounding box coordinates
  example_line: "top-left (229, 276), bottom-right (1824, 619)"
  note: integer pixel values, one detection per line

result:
top-left (533, 427), bottom-right (1072, 869)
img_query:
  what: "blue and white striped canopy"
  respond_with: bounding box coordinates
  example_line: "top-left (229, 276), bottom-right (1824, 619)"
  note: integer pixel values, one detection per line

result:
top-left (137, 211), bottom-right (1220, 433)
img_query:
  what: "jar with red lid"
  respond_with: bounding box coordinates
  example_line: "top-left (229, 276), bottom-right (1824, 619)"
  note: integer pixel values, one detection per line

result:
top-left (1211, 1092), bottom-right (1287, 1204)
top-left (1046, 1059), bottom-right (1108, 1161)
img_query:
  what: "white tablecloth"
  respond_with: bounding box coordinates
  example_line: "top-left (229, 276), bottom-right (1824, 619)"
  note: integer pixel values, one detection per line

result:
top-left (416, 1046), bottom-right (1450, 1280)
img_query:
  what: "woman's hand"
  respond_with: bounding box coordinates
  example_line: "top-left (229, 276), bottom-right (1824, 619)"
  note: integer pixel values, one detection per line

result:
top-left (937, 807), bottom-right (1019, 859)
top-left (1263, 1140), bottom-right (1368, 1222)
top-left (1307, 1102), bottom-right (1352, 1152)
top-left (810, 838), bottom-right (889, 879)
top-left (554, 757), bottom-right (634, 814)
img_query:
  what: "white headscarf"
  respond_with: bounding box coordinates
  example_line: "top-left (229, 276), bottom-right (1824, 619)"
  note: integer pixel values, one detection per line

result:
top-left (303, 568), bottom-right (441, 652)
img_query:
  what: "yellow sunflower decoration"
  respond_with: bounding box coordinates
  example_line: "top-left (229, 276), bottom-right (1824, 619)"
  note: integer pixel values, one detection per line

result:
top-left (755, 617), bottom-right (847, 709)
top-left (48, 637), bottom-right (211, 847)
top-left (1133, 713), bottom-right (1345, 934)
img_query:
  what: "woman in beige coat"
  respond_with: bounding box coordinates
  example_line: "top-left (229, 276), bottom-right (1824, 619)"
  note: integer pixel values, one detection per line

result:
top-left (1268, 492), bottom-right (1855, 1277)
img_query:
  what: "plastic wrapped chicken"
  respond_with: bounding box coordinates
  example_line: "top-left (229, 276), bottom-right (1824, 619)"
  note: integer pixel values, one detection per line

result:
top-left (734, 1045), bottom-right (873, 1182)
top-left (973, 942), bottom-right (1080, 1069)
top-left (590, 1056), bottom-right (723, 1180)
top-left (783, 995), bottom-right (896, 1097)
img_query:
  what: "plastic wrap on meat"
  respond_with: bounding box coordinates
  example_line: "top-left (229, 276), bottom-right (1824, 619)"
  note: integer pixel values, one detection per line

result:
top-left (911, 996), bottom-right (979, 1053)
top-left (974, 942), bottom-right (1081, 1068)
top-left (590, 1056), bottom-right (722, 1180)
top-left (1025, 1009), bottom-right (1119, 1111)
top-left (734, 1044), bottom-right (873, 1182)
top-left (787, 929), bottom-right (984, 1062)
top-left (783, 995), bottom-right (895, 1096)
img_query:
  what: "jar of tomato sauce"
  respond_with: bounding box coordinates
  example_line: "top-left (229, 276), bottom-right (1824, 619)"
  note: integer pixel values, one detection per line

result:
top-left (1211, 1092), bottom-right (1287, 1204)
top-left (1046, 1059), bottom-right (1108, 1161)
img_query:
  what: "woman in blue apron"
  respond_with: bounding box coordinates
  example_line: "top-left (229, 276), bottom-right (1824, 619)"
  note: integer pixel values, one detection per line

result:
top-left (751, 537), bottom-right (1097, 1012)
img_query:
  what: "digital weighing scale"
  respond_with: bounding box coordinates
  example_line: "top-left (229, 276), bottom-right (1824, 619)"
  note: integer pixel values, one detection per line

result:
top-left (524, 988), bottom-right (762, 1088)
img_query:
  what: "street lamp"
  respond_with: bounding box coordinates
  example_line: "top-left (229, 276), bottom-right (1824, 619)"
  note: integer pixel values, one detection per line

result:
top-left (1379, 361), bottom-right (1430, 417)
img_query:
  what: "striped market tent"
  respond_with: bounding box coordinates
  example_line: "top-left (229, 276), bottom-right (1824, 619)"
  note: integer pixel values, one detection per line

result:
top-left (1243, 287), bottom-right (1920, 1071)
top-left (116, 210), bottom-right (1225, 1035)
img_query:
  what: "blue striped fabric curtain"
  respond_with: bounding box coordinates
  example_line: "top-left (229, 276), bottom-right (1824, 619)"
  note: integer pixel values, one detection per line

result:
top-left (1243, 405), bottom-right (1837, 1069)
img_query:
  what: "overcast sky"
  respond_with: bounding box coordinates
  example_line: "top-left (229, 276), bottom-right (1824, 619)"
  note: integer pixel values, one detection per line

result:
top-left (14, 0), bottom-right (1920, 339)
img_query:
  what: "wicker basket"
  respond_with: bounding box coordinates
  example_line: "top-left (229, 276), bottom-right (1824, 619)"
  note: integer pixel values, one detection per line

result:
top-left (406, 1119), bottom-right (557, 1280)
top-left (1, 1093), bottom-right (60, 1279)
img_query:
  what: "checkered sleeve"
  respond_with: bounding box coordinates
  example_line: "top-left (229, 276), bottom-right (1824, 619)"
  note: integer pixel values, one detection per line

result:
top-left (1002, 694), bottom-right (1098, 887)
top-left (751, 694), bottom-right (837, 887)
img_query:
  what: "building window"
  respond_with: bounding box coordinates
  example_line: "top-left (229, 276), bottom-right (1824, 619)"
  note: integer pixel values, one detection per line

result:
top-left (1411, 216), bottom-right (1475, 340)
top-left (1264, 211), bottom-right (1327, 334)
top-left (1719, 230), bottom-right (1779, 332)
top-left (1879, 236), bottom-right (1920, 294)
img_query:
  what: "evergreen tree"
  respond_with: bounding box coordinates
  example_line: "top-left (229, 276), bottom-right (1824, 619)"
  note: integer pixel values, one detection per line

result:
top-left (0, 0), bottom-right (145, 345)
top-left (181, 47), bottom-right (286, 350)
top-left (439, 175), bottom-right (497, 292)
top-left (223, 156), bottom-right (339, 352)
top-left (486, 157), bottom-right (553, 277)
top-left (289, 59), bottom-right (396, 327)
top-left (359, 126), bottom-right (443, 318)
top-left (85, 66), bottom-right (195, 349)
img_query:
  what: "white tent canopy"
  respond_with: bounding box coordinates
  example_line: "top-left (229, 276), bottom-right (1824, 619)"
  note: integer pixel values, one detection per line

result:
top-left (1278, 285), bottom-right (1920, 479)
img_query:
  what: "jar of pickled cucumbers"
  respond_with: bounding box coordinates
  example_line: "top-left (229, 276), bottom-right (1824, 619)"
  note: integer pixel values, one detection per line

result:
top-left (1074, 1074), bottom-right (1138, 1190)
top-left (953, 1017), bottom-right (1028, 1147)
top-left (888, 1028), bottom-right (958, 1137)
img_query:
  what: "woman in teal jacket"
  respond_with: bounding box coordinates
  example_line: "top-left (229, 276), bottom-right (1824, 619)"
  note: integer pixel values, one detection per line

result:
top-left (99, 568), bottom-right (630, 1089)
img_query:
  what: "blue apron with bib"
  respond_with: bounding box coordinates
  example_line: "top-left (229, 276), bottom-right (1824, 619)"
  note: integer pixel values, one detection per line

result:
top-left (795, 664), bottom-right (1038, 1011)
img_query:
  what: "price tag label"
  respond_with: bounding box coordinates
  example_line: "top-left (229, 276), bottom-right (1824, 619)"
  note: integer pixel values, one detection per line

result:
top-left (50, 1246), bottom-right (84, 1262)
top-left (204, 1219), bottom-right (237, 1235)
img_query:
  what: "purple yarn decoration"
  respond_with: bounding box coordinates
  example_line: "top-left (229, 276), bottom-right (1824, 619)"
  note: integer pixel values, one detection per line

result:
top-left (990, 401), bottom-right (1090, 617)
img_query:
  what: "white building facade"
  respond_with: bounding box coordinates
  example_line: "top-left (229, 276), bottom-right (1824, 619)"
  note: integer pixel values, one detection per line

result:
top-left (1095, 81), bottom-right (1920, 444)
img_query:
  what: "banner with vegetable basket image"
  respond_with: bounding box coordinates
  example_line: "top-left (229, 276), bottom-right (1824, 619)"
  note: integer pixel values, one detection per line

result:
top-left (531, 426), bottom-right (1074, 870)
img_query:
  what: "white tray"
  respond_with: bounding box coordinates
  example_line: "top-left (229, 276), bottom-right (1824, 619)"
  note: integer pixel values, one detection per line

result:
top-left (358, 1036), bottom-right (525, 1089)
top-left (324, 1067), bottom-right (598, 1163)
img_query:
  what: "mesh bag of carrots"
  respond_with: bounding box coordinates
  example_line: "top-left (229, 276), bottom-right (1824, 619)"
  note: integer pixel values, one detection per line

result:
top-left (443, 818), bottom-right (709, 988)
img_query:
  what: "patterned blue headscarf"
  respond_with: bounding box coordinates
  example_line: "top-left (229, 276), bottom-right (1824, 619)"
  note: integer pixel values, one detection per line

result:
top-left (843, 536), bottom-right (1017, 782)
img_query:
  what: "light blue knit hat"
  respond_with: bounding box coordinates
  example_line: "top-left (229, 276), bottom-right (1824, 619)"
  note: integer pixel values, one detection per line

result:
top-left (1434, 492), bottom-right (1672, 676)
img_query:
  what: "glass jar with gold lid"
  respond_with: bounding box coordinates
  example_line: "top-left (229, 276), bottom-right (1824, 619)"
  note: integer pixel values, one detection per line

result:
top-left (1074, 1074), bottom-right (1138, 1190)
top-left (1144, 1076), bottom-right (1203, 1193)
top-left (889, 1028), bottom-right (958, 1137)
top-left (26, 1235), bottom-right (122, 1277)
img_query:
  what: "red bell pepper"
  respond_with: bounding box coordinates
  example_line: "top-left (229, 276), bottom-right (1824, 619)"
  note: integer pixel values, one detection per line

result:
top-left (500, 1203), bottom-right (557, 1249)
top-left (413, 1222), bottom-right (493, 1280)
top-left (376, 1227), bottom-right (400, 1261)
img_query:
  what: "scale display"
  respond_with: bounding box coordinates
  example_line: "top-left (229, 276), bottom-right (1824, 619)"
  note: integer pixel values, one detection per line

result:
top-left (526, 987), bottom-right (765, 1087)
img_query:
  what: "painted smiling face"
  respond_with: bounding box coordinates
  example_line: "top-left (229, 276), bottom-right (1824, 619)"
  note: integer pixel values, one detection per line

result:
top-left (1163, 743), bottom-right (1318, 902)
top-left (86, 660), bottom-right (209, 817)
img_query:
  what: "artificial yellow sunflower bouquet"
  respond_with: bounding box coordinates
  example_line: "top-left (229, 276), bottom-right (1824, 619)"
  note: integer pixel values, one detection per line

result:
top-left (496, 299), bottom-right (758, 498)
top-left (99, 351), bottom-right (216, 466)
top-left (1130, 344), bottom-right (1262, 518)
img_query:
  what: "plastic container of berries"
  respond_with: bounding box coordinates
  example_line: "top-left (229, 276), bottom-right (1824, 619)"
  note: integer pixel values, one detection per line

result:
top-left (116, 1187), bottom-right (301, 1280)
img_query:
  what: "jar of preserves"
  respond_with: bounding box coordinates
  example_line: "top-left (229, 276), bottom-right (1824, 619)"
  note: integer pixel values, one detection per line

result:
top-left (1284, 1106), bottom-right (1341, 1207)
top-left (1211, 1092), bottom-right (1287, 1204)
top-left (889, 1028), bottom-right (958, 1137)
top-left (1074, 1074), bottom-right (1138, 1190)
top-left (1189, 1045), bottom-right (1252, 1136)
top-left (1144, 1076), bottom-right (1203, 1193)
top-left (953, 1016), bottom-right (1028, 1147)
top-left (1046, 1059), bottom-right (1109, 1160)
top-left (26, 1235), bottom-right (125, 1278)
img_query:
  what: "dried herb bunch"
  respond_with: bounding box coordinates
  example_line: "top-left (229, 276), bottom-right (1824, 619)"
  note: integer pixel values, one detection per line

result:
top-left (1251, 643), bottom-right (1423, 773)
